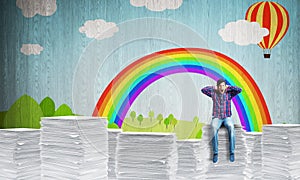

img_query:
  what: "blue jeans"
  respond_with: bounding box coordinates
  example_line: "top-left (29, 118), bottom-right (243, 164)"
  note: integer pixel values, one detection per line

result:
top-left (211, 117), bottom-right (235, 154)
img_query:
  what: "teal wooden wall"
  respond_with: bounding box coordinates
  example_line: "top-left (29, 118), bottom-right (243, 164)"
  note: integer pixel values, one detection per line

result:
top-left (0, 0), bottom-right (299, 124)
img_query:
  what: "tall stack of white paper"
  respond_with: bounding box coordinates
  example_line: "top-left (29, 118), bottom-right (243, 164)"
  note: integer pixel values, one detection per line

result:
top-left (200, 124), bottom-right (247, 179)
top-left (40, 116), bottom-right (108, 180)
top-left (0, 128), bottom-right (41, 180)
top-left (176, 139), bottom-right (202, 179)
top-left (243, 132), bottom-right (262, 180)
top-left (198, 125), bottom-right (213, 179)
top-left (108, 129), bottom-right (122, 179)
top-left (116, 132), bottom-right (177, 179)
top-left (262, 124), bottom-right (300, 180)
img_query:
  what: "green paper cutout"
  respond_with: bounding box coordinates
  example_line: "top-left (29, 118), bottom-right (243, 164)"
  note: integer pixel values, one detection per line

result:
top-left (53, 104), bottom-right (73, 116)
top-left (0, 111), bottom-right (7, 128)
top-left (3, 94), bottom-right (43, 128)
top-left (40, 97), bottom-right (55, 117)
top-left (108, 123), bottom-right (119, 129)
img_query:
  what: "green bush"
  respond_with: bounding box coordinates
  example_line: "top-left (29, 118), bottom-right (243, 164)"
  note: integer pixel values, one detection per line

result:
top-left (108, 123), bottom-right (120, 129)
top-left (196, 129), bottom-right (202, 139)
top-left (3, 95), bottom-right (43, 128)
top-left (0, 111), bottom-right (7, 128)
top-left (40, 97), bottom-right (55, 117)
top-left (53, 104), bottom-right (73, 116)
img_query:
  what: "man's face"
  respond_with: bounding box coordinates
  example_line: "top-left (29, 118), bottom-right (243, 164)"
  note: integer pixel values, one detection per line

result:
top-left (217, 82), bottom-right (226, 94)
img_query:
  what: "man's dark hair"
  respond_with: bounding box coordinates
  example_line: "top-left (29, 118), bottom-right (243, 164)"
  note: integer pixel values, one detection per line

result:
top-left (217, 79), bottom-right (226, 86)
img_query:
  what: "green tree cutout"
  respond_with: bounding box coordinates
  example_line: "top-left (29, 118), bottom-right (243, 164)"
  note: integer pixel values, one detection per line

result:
top-left (148, 110), bottom-right (154, 122)
top-left (157, 114), bottom-right (163, 124)
top-left (166, 114), bottom-right (175, 129)
top-left (168, 114), bottom-right (174, 121)
top-left (130, 111), bottom-right (136, 122)
top-left (40, 97), bottom-right (55, 117)
top-left (164, 117), bottom-right (170, 129)
top-left (137, 114), bottom-right (143, 126)
top-left (171, 118), bottom-right (178, 129)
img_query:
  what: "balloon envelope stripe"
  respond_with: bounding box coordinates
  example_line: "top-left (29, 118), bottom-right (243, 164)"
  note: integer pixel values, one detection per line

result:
top-left (250, 2), bottom-right (263, 22)
top-left (257, 3), bottom-right (267, 49)
top-left (268, 2), bottom-right (280, 49)
top-left (262, 2), bottom-right (271, 49)
top-left (270, 2), bottom-right (289, 49)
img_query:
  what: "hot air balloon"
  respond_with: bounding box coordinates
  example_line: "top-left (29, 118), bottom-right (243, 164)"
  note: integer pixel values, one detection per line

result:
top-left (245, 1), bottom-right (289, 59)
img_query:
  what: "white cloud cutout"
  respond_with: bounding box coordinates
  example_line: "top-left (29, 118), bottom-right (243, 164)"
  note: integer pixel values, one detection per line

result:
top-left (20, 44), bottom-right (44, 55)
top-left (130, 0), bottom-right (183, 11)
top-left (218, 20), bottom-right (269, 46)
top-left (79, 19), bottom-right (119, 40)
top-left (16, 0), bottom-right (57, 18)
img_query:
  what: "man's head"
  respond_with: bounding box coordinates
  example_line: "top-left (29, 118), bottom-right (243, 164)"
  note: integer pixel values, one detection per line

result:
top-left (216, 79), bottom-right (226, 94)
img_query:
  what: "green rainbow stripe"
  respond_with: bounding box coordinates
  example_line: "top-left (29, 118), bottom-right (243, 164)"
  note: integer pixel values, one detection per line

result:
top-left (93, 48), bottom-right (272, 132)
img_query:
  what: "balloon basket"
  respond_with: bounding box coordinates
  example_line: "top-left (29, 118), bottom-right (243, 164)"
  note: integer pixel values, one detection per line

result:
top-left (263, 54), bottom-right (271, 59)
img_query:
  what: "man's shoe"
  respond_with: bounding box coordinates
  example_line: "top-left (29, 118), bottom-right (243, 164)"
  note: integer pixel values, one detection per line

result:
top-left (213, 154), bottom-right (218, 163)
top-left (230, 153), bottom-right (235, 162)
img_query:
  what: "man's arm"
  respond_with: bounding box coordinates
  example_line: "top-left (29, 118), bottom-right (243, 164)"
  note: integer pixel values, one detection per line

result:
top-left (226, 85), bottom-right (242, 97)
top-left (201, 86), bottom-right (214, 97)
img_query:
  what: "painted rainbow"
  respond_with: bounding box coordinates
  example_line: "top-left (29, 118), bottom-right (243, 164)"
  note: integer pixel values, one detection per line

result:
top-left (93, 48), bottom-right (272, 132)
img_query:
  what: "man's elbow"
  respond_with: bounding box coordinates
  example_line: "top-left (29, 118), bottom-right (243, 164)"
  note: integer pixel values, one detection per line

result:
top-left (201, 88), bottom-right (209, 95)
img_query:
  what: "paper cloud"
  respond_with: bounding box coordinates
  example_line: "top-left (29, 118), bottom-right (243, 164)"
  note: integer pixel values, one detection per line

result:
top-left (218, 20), bottom-right (269, 46)
top-left (16, 0), bottom-right (57, 18)
top-left (79, 19), bottom-right (119, 40)
top-left (20, 44), bottom-right (44, 55)
top-left (130, 0), bottom-right (183, 11)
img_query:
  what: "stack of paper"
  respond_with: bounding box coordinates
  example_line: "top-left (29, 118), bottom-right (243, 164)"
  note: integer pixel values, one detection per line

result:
top-left (0, 128), bottom-right (41, 180)
top-left (176, 139), bottom-right (202, 179)
top-left (116, 132), bottom-right (177, 179)
top-left (262, 124), bottom-right (300, 180)
top-left (107, 129), bottom-right (122, 179)
top-left (199, 124), bottom-right (247, 179)
top-left (40, 116), bottom-right (108, 179)
top-left (243, 132), bottom-right (262, 180)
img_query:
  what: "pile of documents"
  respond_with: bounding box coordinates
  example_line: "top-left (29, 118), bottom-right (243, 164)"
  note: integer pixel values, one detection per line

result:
top-left (0, 128), bottom-right (41, 180)
top-left (116, 132), bottom-right (177, 179)
top-left (176, 139), bottom-right (202, 179)
top-left (200, 125), bottom-right (247, 179)
top-left (262, 124), bottom-right (300, 179)
top-left (108, 129), bottom-right (122, 179)
top-left (243, 132), bottom-right (262, 180)
top-left (40, 116), bottom-right (108, 179)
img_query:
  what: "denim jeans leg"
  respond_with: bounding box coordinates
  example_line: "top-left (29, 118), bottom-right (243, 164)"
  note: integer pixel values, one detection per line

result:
top-left (223, 117), bottom-right (235, 154)
top-left (211, 118), bottom-right (223, 154)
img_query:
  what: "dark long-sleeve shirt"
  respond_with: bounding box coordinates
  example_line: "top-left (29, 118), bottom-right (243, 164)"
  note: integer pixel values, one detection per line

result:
top-left (201, 86), bottom-right (242, 119)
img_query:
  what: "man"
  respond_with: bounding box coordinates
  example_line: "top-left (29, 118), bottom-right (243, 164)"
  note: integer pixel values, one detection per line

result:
top-left (201, 79), bottom-right (242, 163)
